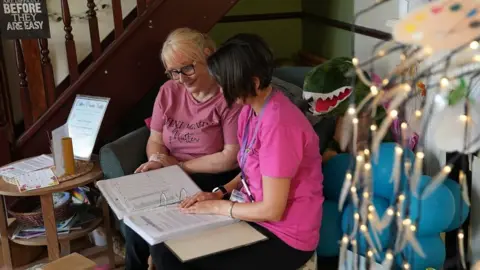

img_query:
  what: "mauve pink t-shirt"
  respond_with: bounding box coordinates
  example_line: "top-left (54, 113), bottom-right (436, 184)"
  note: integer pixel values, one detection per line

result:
top-left (237, 91), bottom-right (324, 251)
top-left (149, 80), bottom-right (242, 161)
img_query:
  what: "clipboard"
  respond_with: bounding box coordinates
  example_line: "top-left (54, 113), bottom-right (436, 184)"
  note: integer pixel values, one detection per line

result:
top-left (165, 222), bottom-right (268, 262)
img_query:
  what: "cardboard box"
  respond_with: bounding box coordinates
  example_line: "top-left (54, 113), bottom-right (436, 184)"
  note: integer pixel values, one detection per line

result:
top-left (43, 253), bottom-right (97, 270)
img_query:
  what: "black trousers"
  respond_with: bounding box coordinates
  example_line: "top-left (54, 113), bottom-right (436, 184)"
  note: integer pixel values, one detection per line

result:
top-left (125, 221), bottom-right (313, 270)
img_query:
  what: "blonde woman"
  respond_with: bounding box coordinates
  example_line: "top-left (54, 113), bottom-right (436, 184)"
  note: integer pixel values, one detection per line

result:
top-left (126, 28), bottom-right (241, 269)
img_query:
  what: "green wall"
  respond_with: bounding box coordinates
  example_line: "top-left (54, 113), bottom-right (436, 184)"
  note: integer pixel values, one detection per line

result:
top-left (209, 0), bottom-right (302, 60)
top-left (209, 0), bottom-right (353, 61)
top-left (302, 0), bottom-right (353, 59)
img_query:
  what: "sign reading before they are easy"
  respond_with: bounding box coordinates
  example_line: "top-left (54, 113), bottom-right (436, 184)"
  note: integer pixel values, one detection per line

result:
top-left (0, 0), bottom-right (51, 39)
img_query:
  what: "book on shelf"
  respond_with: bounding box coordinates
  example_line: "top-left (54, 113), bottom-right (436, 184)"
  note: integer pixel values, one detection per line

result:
top-left (97, 165), bottom-right (268, 257)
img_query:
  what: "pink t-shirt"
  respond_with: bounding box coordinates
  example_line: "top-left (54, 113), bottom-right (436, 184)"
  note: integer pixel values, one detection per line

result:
top-left (149, 80), bottom-right (242, 161)
top-left (237, 91), bottom-right (324, 251)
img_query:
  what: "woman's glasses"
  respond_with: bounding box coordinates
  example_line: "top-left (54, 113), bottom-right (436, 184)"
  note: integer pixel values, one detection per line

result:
top-left (165, 61), bottom-right (196, 80)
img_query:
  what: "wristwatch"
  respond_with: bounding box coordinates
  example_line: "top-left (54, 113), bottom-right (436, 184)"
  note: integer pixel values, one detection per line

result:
top-left (212, 186), bottom-right (228, 199)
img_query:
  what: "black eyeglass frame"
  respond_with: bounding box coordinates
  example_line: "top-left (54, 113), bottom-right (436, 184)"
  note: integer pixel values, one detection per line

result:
top-left (165, 61), bottom-right (197, 80)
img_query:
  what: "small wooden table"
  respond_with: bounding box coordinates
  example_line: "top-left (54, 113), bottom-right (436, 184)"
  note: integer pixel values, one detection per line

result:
top-left (0, 161), bottom-right (115, 269)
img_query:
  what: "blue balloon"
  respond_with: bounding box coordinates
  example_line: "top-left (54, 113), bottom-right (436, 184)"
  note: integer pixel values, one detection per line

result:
top-left (341, 197), bottom-right (391, 254)
top-left (395, 235), bottom-right (446, 270)
top-left (317, 200), bottom-right (343, 257)
top-left (443, 179), bottom-right (470, 232)
top-left (322, 153), bottom-right (352, 201)
top-left (403, 175), bottom-right (455, 235)
top-left (371, 142), bottom-right (415, 199)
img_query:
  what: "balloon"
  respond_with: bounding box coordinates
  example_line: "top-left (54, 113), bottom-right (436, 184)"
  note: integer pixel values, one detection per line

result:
top-left (317, 200), bottom-right (343, 257)
top-left (404, 175), bottom-right (455, 235)
top-left (322, 153), bottom-right (352, 201)
top-left (341, 197), bottom-right (391, 254)
top-left (443, 179), bottom-right (470, 232)
top-left (395, 235), bottom-right (446, 270)
top-left (371, 142), bottom-right (415, 199)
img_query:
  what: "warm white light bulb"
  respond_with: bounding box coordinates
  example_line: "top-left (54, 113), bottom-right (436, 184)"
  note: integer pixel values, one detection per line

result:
top-left (398, 194), bottom-right (405, 201)
top-left (443, 165), bottom-right (452, 173)
top-left (416, 152), bottom-right (425, 159)
top-left (403, 84), bottom-right (411, 92)
top-left (367, 250), bottom-right (374, 257)
top-left (370, 86), bottom-right (379, 95)
top-left (423, 46), bottom-right (433, 55)
top-left (351, 187), bottom-right (357, 193)
top-left (342, 235), bottom-right (349, 243)
top-left (395, 146), bottom-right (403, 154)
top-left (415, 110), bottom-right (422, 117)
top-left (354, 213), bottom-right (360, 220)
top-left (390, 110), bottom-right (398, 118)
top-left (386, 251), bottom-right (393, 260)
top-left (360, 225), bottom-right (367, 232)
top-left (363, 192), bottom-right (369, 198)
top-left (440, 77), bottom-right (449, 88)
top-left (356, 155), bottom-right (364, 162)
top-left (404, 262), bottom-right (411, 269)
top-left (370, 125), bottom-right (377, 131)
top-left (347, 106), bottom-right (356, 115)
top-left (352, 58), bottom-right (359, 66)
top-left (368, 205), bottom-right (374, 212)
top-left (403, 218), bottom-right (412, 225)
top-left (458, 232), bottom-right (465, 239)
top-left (474, 55), bottom-right (480, 62)
top-left (352, 118), bottom-right (359, 124)
top-left (364, 163), bottom-right (371, 170)
top-left (459, 114), bottom-right (468, 122)
top-left (378, 50), bottom-right (385, 57)
top-left (387, 208), bottom-right (394, 216)
top-left (471, 41), bottom-right (479, 50)
top-left (410, 225), bottom-right (416, 231)
top-left (346, 173), bottom-right (352, 180)
top-left (382, 79), bottom-right (389, 85)
top-left (364, 149), bottom-right (370, 156)
top-left (401, 122), bottom-right (407, 129)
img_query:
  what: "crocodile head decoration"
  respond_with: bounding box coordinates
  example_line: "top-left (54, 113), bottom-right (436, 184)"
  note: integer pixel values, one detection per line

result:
top-left (303, 56), bottom-right (371, 117)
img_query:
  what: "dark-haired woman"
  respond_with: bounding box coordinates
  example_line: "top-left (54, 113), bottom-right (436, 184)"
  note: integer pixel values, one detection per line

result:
top-left (149, 33), bottom-right (325, 270)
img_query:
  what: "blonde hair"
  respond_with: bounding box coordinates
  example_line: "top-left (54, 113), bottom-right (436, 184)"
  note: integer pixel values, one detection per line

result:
top-left (161, 27), bottom-right (216, 67)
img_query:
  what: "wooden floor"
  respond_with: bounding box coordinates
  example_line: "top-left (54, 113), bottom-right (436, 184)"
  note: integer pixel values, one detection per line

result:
top-left (0, 236), bottom-right (125, 270)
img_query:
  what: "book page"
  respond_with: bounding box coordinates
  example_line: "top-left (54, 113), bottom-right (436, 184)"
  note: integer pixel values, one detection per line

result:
top-left (96, 165), bottom-right (201, 219)
top-left (124, 205), bottom-right (235, 245)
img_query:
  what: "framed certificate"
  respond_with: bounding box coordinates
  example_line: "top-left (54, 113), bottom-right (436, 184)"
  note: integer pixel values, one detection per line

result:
top-left (66, 95), bottom-right (110, 161)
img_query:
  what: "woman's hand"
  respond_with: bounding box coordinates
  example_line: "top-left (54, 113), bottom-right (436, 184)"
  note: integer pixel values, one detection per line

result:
top-left (180, 200), bottom-right (231, 215)
top-left (134, 161), bottom-right (163, 173)
top-left (179, 191), bottom-right (223, 208)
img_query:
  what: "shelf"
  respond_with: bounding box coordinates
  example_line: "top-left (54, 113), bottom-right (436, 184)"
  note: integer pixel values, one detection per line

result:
top-left (8, 216), bottom-right (103, 246)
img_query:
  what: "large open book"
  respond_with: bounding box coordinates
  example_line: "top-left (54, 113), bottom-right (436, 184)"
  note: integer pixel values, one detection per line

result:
top-left (96, 165), bottom-right (201, 220)
top-left (97, 165), bottom-right (266, 253)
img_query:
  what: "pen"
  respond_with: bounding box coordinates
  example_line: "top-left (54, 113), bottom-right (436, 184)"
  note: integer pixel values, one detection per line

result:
top-left (240, 178), bottom-right (255, 202)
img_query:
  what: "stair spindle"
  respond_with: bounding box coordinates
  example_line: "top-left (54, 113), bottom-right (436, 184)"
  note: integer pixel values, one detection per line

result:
top-left (137, 0), bottom-right (147, 15)
top-left (87, 0), bottom-right (102, 60)
top-left (61, 0), bottom-right (80, 83)
top-left (14, 40), bottom-right (33, 129)
top-left (111, 0), bottom-right (124, 38)
top-left (38, 39), bottom-right (56, 107)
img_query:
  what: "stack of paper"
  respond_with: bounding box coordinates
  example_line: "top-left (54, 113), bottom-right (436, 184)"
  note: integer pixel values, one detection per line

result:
top-left (0, 155), bottom-right (58, 192)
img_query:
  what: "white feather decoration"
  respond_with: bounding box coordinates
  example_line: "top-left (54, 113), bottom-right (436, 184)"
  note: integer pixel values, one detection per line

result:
top-left (410, 151), bottom-right (424, 196)
top-left (391, 146), bottom-right (404, 196)
top-left (377, 206), bottom-right (395, 230)
top-left (421, 165), bottom-right (452, 199)
top-left (458, 230), bottom-right (467, 269)
top-left (381, 250), bottom-right (394, 269)
top-left (338, 172), bottom-right (353, 211)
top-left (459, 170), bottom-right (471, 206)
top-left (338, 235), bottom-right (349, 269)
top-left (404, 223), bottom-right (426, 258)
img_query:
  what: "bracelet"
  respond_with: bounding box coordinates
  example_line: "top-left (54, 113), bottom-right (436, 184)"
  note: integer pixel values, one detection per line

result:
top-left (228, 202), bottom-right (236, 218)
top-left (149, 152), bottom-right (165, 162)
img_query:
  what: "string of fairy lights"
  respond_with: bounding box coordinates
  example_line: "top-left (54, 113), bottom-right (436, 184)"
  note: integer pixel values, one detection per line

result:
top-left (339, 0), bottom-right (479, 269)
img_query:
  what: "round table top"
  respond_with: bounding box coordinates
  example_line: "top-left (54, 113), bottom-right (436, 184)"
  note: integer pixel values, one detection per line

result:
top-left (0, 162), bottom-right (103, 197)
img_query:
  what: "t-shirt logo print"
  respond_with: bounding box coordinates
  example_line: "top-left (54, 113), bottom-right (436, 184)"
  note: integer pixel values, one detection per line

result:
top-left (165, 116), bottom-right (214, 144)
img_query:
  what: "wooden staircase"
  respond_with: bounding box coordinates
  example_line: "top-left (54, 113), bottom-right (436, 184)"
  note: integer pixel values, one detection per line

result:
top-left (0, 0), bottom-right (239, 164)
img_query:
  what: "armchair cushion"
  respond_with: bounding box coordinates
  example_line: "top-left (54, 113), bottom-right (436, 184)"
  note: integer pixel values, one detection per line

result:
top-left (99, 126), bottom-right (150, 179)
